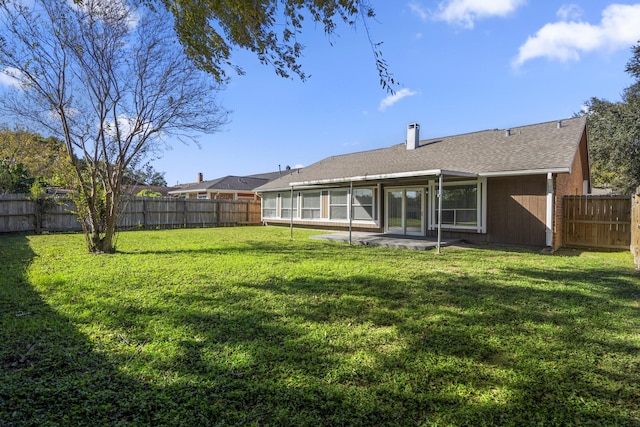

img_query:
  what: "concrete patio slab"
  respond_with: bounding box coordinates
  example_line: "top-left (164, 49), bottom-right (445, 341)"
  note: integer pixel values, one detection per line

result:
top-left (310, 231), bottom-right (463, 250)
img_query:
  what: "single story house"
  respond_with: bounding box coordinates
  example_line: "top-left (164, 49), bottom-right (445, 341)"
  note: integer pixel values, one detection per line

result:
top-left (255, 117), bottom-right (590, 249)
top-left (169, 171), bottom-right (287, 200)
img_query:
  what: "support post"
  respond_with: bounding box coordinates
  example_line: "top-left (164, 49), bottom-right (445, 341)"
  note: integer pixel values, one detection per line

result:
top-left (546, 173), bottom-right (554, 247)
top-left (437, 173), bottom-right (443, 254)
top-left (289, 187), bottom-right (294, 240)
top-left (349, 181), bottom-right (353, 246)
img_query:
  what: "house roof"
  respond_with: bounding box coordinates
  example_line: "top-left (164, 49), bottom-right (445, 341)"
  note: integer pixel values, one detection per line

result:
top-left (169, 175), bottom-right (271, 194)
top-left (256, 116), bottom-right (587, 191)
top-left (168, 169), bottom-right (299, 195)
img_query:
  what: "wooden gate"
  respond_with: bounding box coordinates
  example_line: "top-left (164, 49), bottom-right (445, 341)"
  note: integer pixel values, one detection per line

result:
top-left (563, 196), bottom-right (631, 250)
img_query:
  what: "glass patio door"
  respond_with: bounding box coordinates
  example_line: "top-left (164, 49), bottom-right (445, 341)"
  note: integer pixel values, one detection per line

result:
top-left (387, 190), bottom-right (403, 234)
top-left (405, 190), bottom-right (422, 235)
top-left (385, 188), bottom-right (424, 236)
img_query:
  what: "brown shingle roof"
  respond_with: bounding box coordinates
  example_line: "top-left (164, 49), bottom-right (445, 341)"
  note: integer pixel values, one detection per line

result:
top-left (256, 117), bottom-right (587, 191)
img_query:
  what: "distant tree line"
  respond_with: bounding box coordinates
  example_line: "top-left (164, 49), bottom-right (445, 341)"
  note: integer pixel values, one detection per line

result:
top-left (0, 127), bottom-right (167, 194)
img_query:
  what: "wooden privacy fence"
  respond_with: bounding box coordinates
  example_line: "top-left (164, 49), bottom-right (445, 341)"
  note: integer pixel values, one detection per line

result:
top-left (563, 195), bottom-right (631, 250)
top-left (0, 195), bottom-right (262, 233)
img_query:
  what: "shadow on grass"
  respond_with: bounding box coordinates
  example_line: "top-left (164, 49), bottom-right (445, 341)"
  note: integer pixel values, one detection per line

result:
top-left (1, 236), bottom-right (413, 425)
top-left (2, 234), bottom-right (639, 425)
top-left (0, 235), bottom-right (171, 425)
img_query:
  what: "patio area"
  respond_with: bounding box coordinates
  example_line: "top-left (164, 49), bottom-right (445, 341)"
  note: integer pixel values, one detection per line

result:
top-left (310, 231), bottom-right (463, 250)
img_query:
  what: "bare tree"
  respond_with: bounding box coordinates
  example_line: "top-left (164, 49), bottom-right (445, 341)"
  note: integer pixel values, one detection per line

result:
top-left (0, 0), bottom-right (229, 252)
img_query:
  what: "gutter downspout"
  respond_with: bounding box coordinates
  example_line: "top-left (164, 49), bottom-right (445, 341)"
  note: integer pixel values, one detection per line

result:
top-left (546, 173), bottom-right (554, 247)
top-left (349, 181), bottom-right (353, 246)
top-left (437, 173), bottom-right (443, 254)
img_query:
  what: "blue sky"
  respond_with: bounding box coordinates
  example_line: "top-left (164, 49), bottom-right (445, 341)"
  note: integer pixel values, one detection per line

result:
top-left (3, 1), bottom-right (640, 186)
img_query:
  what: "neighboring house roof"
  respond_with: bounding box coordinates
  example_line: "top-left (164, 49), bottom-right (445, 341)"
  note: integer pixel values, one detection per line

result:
top-left (169, 175), bottom-right (269, 194)
top-left (168, 170), bottom-right (299, 195)
top-left (256, 117), bottom-right (587, 191)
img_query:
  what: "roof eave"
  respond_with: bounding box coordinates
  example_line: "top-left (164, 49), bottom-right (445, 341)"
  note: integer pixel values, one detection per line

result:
top-left (478, 167), bottom-right (571, 177)
top-left (288, 169), bottom-right (477, 188)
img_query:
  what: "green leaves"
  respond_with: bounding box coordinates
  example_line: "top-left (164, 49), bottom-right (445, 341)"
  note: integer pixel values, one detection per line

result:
top-left (153, 0), bottom-right (397, 92)
top-left (585, 42), bottom-right (640, 194)
top-left (0, 159), bottom-right (30, 193)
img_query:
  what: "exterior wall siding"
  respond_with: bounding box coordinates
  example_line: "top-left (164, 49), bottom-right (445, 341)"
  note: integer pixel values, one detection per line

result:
top-left (485, 175), bottom-right (547, 247)
top-left (553, 129), bottom-right (589, 249)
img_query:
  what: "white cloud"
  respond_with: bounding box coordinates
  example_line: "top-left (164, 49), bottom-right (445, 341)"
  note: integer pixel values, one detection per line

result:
top-left (0, 67), bottom-right (24, 88)
top-left (556, 4), bottom-right (582, 21)
top-left (513, 3), bottom-right (640, 67)
top-left (433, 0), bottom-right (526, 29)
top-left (105, 114), bottom-right (151, 138)
top-left (408, 2), bottom-right (429, 21)
top-left (378, 88), bottom-right (418, 111)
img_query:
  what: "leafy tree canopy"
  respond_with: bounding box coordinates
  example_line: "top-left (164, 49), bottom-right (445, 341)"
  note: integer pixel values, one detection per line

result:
top-left (0, 127), bottom-right (71, 187)
top-left (149, 0), bottom-right (397, 92)
top-left (135, 189), bottom-right (163, 197)
top-left (125, 164), bottom-right (168, 187)
top-left (583, 42), bottom-right (640, 194)
top-left (0, 159), bottom-right (30, 193)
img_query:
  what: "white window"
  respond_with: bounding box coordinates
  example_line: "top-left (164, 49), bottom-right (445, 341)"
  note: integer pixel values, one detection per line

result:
top-left (262, 193), bottom-right (277, 218)
top-left (329, 188), bottom-right (375, 221)
top-left (329, 190), bottom-right (348, 219)
top-left (281, 191), bottom-right (298, 219)
top-left (438, 184), bottom-right (477, 226)
top-left (352, 188), bottom-right (374, 220)
top-left (301, 191), bottom-right (321, 219)
top-left (430, 179), bottom-right (486, 232)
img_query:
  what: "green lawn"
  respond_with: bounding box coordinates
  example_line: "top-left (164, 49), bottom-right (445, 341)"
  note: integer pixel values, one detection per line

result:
top-left (1, 227), bottom-right (639, 426)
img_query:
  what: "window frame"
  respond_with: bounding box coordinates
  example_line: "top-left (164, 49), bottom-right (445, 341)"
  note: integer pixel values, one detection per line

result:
top-left (329, 189), bottom-right (349, 220)
top-left (280, 191), bottom-right (298, 219)
top-left (352, 187), bottom-right (375, 221)
top-left (261, 193), bottom-right (278, 218)
top-left (300, 191), bottom-right (321, 219)
top-left (429, 179), bottom-right (486, 233)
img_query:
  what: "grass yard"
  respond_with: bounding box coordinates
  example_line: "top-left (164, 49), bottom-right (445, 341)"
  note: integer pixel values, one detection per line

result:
top-left (1, 227), bottom-right (639, 426)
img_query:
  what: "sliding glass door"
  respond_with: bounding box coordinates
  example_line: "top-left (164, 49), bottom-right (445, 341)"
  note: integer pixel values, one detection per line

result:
top-left (387, 190), bottom-right (403, 234)
top-left (385, 188), bottom-right (424, 236)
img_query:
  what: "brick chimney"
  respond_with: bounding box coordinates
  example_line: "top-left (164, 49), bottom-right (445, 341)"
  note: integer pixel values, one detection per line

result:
top-left (197, 172), bottom-right (203, 183)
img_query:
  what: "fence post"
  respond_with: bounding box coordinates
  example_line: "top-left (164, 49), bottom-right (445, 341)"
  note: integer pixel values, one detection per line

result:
top-left (142, 198), bottom-right (147, 229)
top-left (183, 199), bottom-right (187, 228)
top-left (34, 198), bottom-right (42, 234)
top-left (632, 189), bottom-right (640, 270)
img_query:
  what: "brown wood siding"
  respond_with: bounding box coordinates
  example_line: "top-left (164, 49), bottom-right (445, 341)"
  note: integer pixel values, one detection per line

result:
top-left (554, 128), bottom-right (590, 248)
top-left (321, 191), bottom-right (329, 218)
top-left (487, 176), bottom-right (547, 247)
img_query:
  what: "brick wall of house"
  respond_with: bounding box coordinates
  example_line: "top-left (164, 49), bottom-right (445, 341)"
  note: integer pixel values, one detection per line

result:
top-left (553, 128), bottom-right (590, 249)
